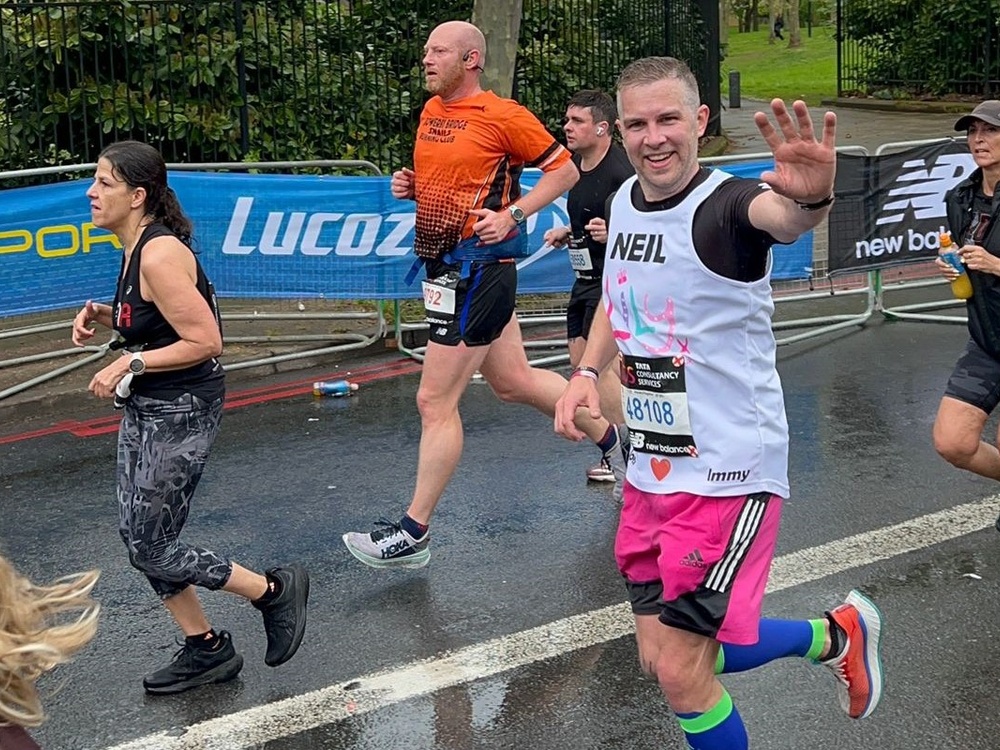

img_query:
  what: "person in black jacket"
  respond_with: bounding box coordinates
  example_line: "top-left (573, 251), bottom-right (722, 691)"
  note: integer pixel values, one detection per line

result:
top-left (71, 141), bottom-right (309, 693)
top-left (933, 100), bottom-right (1000, 527)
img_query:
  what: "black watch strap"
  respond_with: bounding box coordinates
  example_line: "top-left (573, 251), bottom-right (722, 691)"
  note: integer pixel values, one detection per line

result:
top-left (794, 194), bottom-right (836, 211)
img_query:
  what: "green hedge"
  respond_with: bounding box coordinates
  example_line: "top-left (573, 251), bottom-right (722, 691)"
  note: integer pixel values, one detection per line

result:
top-left (0, 0), bottom-right (696, 177)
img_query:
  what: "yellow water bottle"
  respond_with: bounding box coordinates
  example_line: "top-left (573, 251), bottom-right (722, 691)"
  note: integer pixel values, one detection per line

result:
top-left (940, 231), bottom-right (973, 300)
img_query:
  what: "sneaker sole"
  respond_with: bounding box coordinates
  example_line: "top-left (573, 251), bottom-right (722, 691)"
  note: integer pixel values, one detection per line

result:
top-left (845, 589), bottom-right (884, 719)
top-left (342, 533), bottom-right (430, 569)
top-left (266, 564), bottom-right (310, 667)
top-left (143, 653), bottom-right (244, 695)
top-left (586, 474), bottom-right (616, 483)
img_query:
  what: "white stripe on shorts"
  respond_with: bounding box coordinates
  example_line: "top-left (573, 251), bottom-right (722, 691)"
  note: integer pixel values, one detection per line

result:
top-left (704, 494), bottom-right (768, 593)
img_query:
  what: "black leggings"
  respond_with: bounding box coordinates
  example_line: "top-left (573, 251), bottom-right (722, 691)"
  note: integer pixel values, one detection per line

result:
top-left (117, 392), bottom-right (232, 599)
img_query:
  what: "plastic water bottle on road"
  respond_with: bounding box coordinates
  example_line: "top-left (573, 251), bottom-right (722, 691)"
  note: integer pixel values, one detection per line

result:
top-left (312, 380), bottom-right (359, 397)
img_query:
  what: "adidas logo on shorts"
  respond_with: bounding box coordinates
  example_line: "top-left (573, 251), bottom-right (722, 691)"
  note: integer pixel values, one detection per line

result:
top-left (680, 549), bottom-right (706, 568)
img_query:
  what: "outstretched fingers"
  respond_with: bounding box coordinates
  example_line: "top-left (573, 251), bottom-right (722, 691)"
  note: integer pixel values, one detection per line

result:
top-left (791, 100), bottom-right (816, 142)
top-left (770, 98), bottom-right (805, 142)
top-left (755, 99), bottom-right (836, 148)
top-left (820, 110), bottom-right (838, 150)
top-left (754, 99), bottom-right (799, 151)
top-left (753, 108), bottom-right (781, 151)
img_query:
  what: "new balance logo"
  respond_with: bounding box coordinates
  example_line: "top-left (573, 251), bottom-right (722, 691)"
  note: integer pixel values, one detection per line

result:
top-left (680, 549), bottom-right (706, 568)
top-left (875, 153), bottom-right (973, 226)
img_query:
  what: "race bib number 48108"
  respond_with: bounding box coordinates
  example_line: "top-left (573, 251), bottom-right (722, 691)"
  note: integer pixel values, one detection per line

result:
top-left (620, 353), bottom-right (697, 457)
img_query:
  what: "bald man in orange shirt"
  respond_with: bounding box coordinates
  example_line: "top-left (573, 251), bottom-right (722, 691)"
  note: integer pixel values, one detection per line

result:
top-left (343, 20), bottom-right (629, 569)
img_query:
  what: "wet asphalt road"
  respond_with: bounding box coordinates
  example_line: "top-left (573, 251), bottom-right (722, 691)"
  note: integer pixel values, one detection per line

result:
top-left (5, 312), bottom-right (1000, 750)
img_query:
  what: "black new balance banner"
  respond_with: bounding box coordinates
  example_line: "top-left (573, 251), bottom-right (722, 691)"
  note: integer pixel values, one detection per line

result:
top-left (827, 140), bottom-right (974, 275)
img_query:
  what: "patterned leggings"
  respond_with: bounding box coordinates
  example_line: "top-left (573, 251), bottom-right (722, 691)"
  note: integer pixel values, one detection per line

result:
top-left (117, 392), bottom-right (232, 599)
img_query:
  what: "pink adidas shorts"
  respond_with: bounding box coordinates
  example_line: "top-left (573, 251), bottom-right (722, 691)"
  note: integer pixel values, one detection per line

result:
top-left (615, 485), bottom-right (783, 645)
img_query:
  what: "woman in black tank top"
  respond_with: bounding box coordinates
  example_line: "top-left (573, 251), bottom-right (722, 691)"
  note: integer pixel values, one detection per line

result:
top-left (69, 141), bottom-right (309, 694)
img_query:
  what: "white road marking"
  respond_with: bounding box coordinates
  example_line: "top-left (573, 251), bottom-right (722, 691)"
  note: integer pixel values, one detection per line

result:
top-left (103, 495), bottom-right (999, 750)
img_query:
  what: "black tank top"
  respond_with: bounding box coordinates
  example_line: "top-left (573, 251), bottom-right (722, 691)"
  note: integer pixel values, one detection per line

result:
top-left (568, 143), bottom-right (635, 278)
top-left (112, 223), bottom-right (224, 401)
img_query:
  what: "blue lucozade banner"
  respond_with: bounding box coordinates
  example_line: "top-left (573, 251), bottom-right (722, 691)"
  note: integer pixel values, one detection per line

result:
top-left (0, 160), bottom-right (809, 318)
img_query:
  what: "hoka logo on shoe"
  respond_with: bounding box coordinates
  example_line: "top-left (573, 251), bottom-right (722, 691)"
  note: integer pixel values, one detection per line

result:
top-left (381, 541), bottom-right (412, 558)
top-left (680, 549), bottom-right (706, 568)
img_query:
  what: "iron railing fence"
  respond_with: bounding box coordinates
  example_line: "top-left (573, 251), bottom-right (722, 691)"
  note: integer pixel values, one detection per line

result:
top-left (516, 0), bottom-right (715, 136)
top-left (837, 0), bottom-right (1000, 98)
top-left (0, 0), bottom-right (719, 184)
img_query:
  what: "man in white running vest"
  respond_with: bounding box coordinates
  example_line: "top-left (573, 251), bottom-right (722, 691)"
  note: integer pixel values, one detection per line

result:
top-left (555, 57), bottom-right (885, 749)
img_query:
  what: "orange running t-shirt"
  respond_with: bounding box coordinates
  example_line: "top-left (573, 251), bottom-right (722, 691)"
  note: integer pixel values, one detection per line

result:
top-left (412, 90), bottom-right (571, 260)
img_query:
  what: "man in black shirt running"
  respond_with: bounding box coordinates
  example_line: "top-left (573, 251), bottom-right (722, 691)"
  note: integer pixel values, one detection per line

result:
top-left (545, 90), bottom-right (635, 485)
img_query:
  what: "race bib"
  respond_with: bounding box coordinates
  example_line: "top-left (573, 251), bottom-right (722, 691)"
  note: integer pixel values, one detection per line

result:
top-left (620, 353), bottom-right (697, 457)
top-left (421, 273), bottom-right (458, 321)
top-left (567, 236), bottom-right (593, 272)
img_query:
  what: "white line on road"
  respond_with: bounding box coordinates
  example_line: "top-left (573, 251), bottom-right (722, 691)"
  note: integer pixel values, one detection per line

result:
top-left (103, 495), bottom-right (999, 750)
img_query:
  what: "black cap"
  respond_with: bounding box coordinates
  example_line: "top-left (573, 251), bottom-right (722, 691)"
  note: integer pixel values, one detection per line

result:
top-left (955, 100), bottom-right (1000, 131)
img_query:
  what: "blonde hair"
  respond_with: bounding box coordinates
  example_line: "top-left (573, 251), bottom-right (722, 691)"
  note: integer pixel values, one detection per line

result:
top-left (0, 557), bottom-right (99, 728)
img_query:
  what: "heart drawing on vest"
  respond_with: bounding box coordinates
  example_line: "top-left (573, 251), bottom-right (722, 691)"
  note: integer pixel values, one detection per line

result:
top-left (651, 458), bottom-right (671, 481)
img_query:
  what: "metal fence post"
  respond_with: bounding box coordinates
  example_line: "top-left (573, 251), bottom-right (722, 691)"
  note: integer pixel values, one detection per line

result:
top-left (698, 0), bottom-right (722, 137)
top-left (234, 0), bottom-right (250, 160)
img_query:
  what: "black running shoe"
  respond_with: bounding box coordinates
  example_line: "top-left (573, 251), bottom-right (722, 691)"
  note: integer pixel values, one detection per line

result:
top-left (253, 564), bottom-right (309, 667)
top-left (143, 630), bottom-right (243, 695)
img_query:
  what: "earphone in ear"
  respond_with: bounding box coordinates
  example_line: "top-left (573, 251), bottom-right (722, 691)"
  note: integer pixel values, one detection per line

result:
top-left (462, 51), bottom-right (471, 62)
top-left (596, 126), bottom-right (605, 135)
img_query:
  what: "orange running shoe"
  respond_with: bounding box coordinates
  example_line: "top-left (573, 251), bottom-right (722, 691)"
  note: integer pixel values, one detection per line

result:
top-left (819, 589), bottom-right (884, 719)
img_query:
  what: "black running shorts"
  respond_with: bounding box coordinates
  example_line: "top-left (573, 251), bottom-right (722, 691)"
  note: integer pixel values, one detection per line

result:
top-left (425, 259), bottom-right (517, 347)
top-left (945, 337), bottom-right (1000, 414)
top-left (566, 278), bottom-right (603, 340)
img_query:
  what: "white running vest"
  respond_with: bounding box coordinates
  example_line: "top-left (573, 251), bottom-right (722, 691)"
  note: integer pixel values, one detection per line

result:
top-left (604, 170), bottom-right (789, 498)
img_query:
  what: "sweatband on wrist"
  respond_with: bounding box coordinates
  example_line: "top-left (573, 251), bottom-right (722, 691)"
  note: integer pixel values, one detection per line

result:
top-left (571, 366), bottom-right (600, 381)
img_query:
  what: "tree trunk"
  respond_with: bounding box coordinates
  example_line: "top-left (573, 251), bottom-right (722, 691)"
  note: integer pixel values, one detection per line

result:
top-left (787, 0), bottom-right (801, 47)
top-left (471, 0), bottom-right (523, 99)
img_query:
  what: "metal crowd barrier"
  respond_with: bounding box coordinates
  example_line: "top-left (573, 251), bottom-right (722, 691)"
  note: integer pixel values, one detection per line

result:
top-left (396, 146), bottom-right (879, 369)
top-left (706, 147), bottom-right (879, 347)
top-left (393, 302), bottom-right (568, 366)
top-left (3, 140), bottom-right (971, 402)
top-left (0, 160), bottom-right (388, 402)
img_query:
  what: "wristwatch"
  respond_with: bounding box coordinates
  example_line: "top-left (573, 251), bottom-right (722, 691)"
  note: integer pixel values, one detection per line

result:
top-left (508, 204), bottom-right (526, 224)
top-left (128, 352), bottom-right (146, 375)
top-left (794, 194), bottom-right (836, 211)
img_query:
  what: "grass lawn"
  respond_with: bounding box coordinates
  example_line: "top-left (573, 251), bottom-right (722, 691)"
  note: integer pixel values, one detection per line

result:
top-left (721, 26), bottom-right (837, 105)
